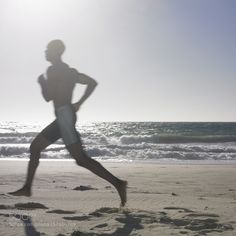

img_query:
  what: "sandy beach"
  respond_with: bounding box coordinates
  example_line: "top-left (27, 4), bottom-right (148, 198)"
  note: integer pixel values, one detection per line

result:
top-left (0, 160), bottom-right (236, 236)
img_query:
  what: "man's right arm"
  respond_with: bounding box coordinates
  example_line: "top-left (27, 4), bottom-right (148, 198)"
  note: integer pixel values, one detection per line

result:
top-left (38, 74), bottom-right (51, 102)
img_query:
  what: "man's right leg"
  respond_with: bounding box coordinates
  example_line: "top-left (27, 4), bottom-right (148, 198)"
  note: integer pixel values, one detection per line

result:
top-left (9, 120), bottom-right (61, 196)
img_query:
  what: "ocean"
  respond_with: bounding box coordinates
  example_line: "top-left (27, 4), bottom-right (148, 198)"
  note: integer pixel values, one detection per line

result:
top-left (0, 122), bottom-right (236, 162)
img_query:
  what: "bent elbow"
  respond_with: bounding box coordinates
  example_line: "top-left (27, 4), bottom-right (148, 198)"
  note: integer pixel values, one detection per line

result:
top-left (45, 98), bottom-right (51, 102)
top-left (44, 97), bottom-right (50, 102)
top-left (43, 94), bottom-right (52, 102)
top-left (92, 80), bottom-right (98, 87)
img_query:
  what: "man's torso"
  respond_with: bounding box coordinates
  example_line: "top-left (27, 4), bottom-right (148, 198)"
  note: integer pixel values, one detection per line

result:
top-left (46, 62), bottom-right (76, 108)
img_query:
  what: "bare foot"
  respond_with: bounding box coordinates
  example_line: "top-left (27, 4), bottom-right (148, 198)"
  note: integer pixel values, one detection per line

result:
top-left (8, 187), bottom-right (31, 197)
top-left (116, 180), bottom-right (127, 207)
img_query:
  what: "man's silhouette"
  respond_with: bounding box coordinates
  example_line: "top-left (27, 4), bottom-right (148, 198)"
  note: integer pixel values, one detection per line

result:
top-left (9, 40), bottom-right (127, 206)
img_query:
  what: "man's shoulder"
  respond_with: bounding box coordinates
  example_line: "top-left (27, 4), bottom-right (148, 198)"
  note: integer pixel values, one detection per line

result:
top-left (69, 67), bottom-right (81, 82)
top-left (45, 66), bottom-right (53, 79)
top-left (47, 63), bottom-right (70, 76)
top-left (69, 67), bottom-right (80, 74)
top-left (46, 65), bottom-right (56, 75)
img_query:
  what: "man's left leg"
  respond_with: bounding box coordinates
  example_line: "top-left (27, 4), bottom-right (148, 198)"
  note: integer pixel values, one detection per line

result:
top-left (67, 142), bottom-right (127, 206)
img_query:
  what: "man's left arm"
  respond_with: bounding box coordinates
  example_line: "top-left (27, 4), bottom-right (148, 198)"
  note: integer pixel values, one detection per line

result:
top-left (72, 69), bottom-right (98, 112)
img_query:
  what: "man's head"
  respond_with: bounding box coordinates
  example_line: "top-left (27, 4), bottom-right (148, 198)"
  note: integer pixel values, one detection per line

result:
top-left (45, 39), bottom-right (65, 62)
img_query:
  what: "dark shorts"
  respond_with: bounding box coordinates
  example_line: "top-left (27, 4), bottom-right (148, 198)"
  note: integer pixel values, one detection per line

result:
top-left (41, 105), bottom-right (81, 146)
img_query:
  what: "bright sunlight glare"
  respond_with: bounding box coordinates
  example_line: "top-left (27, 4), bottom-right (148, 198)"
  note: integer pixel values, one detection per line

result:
top-left (4, 0), bottom-right (67, 29)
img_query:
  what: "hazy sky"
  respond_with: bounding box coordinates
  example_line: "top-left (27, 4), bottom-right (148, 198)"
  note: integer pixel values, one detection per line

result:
top-left (0, 0), bottom-right (235, 123)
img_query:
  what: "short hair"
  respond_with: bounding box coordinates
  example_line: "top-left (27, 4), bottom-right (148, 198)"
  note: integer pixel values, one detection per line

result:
top-left (47, 39), bottom-right (65, 55)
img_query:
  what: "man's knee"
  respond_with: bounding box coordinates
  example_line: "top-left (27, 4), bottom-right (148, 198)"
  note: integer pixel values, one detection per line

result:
top-left (75, 155), bottom-right (88, 167)
top-left (30, 134), bottom-right (50, 155)
top-left (29, 142), bottom-right (41, 155)
top-left (29, 144), bottom-right (41, 166)
top-left (67, 143), bottom-right (89, 166)
top-left (67, 143), bottom-right (85, 156)
top-left (29, 139), bottom-right (46, 163)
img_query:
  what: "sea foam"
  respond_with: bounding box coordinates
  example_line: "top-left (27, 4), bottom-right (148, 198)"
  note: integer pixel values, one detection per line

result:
top-left (0, 122), bottom-right (236, 161)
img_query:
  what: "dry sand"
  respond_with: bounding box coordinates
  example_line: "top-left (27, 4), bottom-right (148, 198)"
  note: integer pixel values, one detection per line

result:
top-left (0, 160), bottom-right (236, 236)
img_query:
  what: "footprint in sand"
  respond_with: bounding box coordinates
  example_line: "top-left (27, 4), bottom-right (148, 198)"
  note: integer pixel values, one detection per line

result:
top-left (228, 189), bottom-right (236, 191)
top-left (0, 193), bottom-right (12, 198)
top-left (105, 186), bottom-right (112, 189)
top-left (0, 204), bottom-right (12, 209)
top-left (73, 185), bottom-right (98, 191)
top-left (14, 202), bottom-right (48, 210)
top-left (67, 208), bottom-right (161, 236)
top-left (89, 207), bottom-right (122, 217)
top-left (60, 207), bottom-right (234, 236)
top-left (162, 207), bottom-right (234, 235)
top-left (184, 213), bottom-right (219, 218)
top-left (0, 202), bottom-right (48, 210)
top-left (63, 215), bottom-right (91, 221)
top-left (46, 209), bottom-right (76, 214)
top-left (0, 213), bottom-right (10, 217)
top-left (164, 206), bottom-right (194, 212)
top-left (130, 190), bottom-right (166, 194)
top-left (90, 223), bottom-right (108, 229)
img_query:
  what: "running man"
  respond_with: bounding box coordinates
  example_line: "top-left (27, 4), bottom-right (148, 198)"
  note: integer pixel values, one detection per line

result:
top-left (9, 40), bottom-right (127, 207)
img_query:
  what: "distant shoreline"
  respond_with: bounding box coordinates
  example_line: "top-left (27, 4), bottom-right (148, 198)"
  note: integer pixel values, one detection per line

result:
top-left (1, 158), bottom-right (236, 165)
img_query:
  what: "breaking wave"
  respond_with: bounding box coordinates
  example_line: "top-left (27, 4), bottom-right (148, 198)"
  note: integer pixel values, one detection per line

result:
top-left (0, 122), bottom-right (236, 161)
